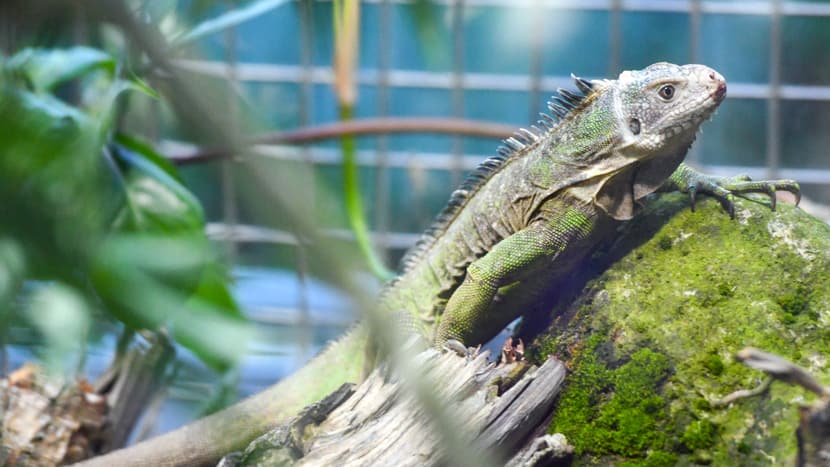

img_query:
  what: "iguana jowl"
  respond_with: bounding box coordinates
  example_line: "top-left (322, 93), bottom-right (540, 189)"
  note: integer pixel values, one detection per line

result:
top-left (82, 62), bottom-right (801, 467)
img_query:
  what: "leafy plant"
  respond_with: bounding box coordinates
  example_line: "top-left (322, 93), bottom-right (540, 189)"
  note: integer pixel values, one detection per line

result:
top-left (0, 45), bottom-right (249, 372)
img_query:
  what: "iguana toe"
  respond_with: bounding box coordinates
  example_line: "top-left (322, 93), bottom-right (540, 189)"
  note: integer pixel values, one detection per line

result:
top-left (682, 173), bottom-right (800, 218)
top-left (444, 339), bottom-right (470, 357)
top-left (718, 178), bottom-right (800, 212)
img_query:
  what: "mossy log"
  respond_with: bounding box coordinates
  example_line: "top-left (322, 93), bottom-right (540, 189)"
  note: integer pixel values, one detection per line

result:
top-left (533, 193), bottom-right (830, 465)
top-left (218, 345), bottom-right (573, 467)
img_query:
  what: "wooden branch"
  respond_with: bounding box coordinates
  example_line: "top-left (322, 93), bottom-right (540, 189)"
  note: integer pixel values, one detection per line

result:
top-left (712, 377), bottom-right (772, 407)
top-left (0, 364), bottom-right (108, 465)
top-left (219, 348), bottom-right (573, 467)
top-left (798, 401), bottom-right (830, 467)
top-left (0, 335), bottom-right (173, 464)
top-left (94, 333), bottom-right (175, 452)
top-left (168, 118), bottom-right (516, 166)
top-left (721, 347), bottom-right (830, 467)
top-left (735, 347), bottom-right (830, 398)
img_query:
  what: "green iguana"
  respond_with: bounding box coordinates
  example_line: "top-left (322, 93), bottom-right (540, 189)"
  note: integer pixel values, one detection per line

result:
top-left (81, 62), bottom-right (800, 467)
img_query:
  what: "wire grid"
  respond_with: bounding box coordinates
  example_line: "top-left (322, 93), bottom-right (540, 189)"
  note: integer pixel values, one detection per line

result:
top-left (195, 0), bottom-right (827, 297)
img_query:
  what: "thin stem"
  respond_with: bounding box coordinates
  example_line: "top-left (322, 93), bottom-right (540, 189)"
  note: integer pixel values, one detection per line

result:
top-left (339, 105), bottom-right (393, 280)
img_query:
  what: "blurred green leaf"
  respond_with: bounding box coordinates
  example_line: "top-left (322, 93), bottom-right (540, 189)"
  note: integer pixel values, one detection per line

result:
top-left (94, 234), bottom-right (210, 296)
top-left (27, 283), bottom-right (91, 372)
top-left (0, 46), bottom-right (244, 371)
top-left (4, 46), bottom-right (144, 139)
top-left (172, 0), bottom-right (290, 46)
top-left (98, 138), bottom-right (245, 369)
top-left (91, 235), bottom-right (249, 371)
top-left (115, 133), bottom-right (182, 182)
top-left (0, 79), bottom-right (109, 278)
top-left (409, 0), bottom-right (448, 69)
top-left (110, 142), bottom-right (205, 233)
top-left (86, 79), bottom-right (140, 139)
top-left (170, 297), bottom-right (251, 372)
top-left (126, 72), bottom-right (161, 100)
top-left (188, 261), bottom-right (244, 319)
top-left (6, 46), bottom-right (116, 93)
top-left (0, 238), bottom-right (26, 308)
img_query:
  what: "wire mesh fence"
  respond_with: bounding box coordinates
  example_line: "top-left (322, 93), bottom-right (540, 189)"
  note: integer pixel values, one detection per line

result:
top-left (170, 1), bottom-right (830, 282)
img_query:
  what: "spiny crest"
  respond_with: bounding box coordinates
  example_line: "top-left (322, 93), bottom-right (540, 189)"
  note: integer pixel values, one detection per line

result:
top-left (395, 75), bottom-right (598, 275)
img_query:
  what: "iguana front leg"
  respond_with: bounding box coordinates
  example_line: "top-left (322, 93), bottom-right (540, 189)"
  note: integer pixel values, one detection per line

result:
top-left (667, 163), bottom-right (801, 217)
top-left (436, 207), bottom-right (594, 347)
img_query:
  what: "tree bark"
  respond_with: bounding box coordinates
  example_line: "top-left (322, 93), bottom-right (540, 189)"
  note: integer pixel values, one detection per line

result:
top-left (219, 347), bottom-right (573, 467)
top-left (0, 334), bottom-right (173, 466)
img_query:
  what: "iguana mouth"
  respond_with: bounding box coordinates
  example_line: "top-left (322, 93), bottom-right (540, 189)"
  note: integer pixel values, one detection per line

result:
top-left (714, 81), bottom-right (727, 102)
top-left (662, 112), bottom-right (709, 139)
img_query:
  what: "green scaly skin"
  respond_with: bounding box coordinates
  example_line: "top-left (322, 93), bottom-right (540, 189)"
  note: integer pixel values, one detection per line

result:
top-left (82, 62), bottom-right (800, 467)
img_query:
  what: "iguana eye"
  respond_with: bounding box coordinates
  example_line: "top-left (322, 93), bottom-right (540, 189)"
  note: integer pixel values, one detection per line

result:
top-left (658, 85), bottom-right (675, 100)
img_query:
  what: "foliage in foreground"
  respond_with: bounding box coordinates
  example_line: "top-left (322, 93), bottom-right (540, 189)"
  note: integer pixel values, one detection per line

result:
top-left (0, 45), bottom-right (249, 372)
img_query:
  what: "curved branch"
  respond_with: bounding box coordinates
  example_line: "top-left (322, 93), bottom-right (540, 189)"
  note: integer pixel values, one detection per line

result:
top-left (170, 117), bottom-right (517, 165)
top-left (736, 347), bottom-right (829, 397)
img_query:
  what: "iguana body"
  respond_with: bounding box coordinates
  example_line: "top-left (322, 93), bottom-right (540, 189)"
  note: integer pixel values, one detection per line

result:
top-left (82, 63), bottom-right (799, 466)
top-left (381, 62), bottom-right (797, 348)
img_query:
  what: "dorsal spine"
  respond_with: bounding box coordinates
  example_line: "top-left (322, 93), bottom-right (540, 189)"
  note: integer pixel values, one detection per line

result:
top-left (395, 75), bottom-right (599, 275)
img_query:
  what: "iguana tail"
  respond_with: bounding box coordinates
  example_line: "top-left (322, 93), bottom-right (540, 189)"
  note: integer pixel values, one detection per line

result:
top-left (76, 327), bottom-right (369, 467)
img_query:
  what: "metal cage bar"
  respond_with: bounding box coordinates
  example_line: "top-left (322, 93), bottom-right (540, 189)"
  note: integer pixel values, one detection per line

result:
top-left (766, 0), bottom-right (782, 178)
top-left (375, 0), bottom-right (393, 264)
top-left (172, 60), bottom-right (830, 101)
top-left (197, 0), bottom-right (830, 256)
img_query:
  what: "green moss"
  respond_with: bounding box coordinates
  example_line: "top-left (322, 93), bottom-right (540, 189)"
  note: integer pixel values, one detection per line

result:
top-left (716, 282), bottom-right (735, 298)
top-left (643, 450), bottom-right (678, 466)
top-left (526, 333), bottom-right (558, 364)
top-left (702, 354), bottom-right (724, 376)
top-left (545, 195), bottom-right (830, 465)
top-left (682, 419), bottom-right (717, 451)
top-left (549, 335), bottom-right (613, 453)
top-left (550, 345), bottom-right (672, 459)
top-left (692, 398), bottom-right (711, 412)
top-left (776, 285), bottom-right (811, 324)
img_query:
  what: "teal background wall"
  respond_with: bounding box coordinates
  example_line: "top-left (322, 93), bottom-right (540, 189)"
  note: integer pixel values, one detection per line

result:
top-left (176, 1), bottom-right (830, 274)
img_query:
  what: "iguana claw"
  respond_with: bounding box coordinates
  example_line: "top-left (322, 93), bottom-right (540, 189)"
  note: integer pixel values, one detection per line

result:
top-left (672, 166), bottom-right (801, 218)
top-left (443, 339), bottom-right (482, 360)
top-left (444, 339), bottom-right (470, 357)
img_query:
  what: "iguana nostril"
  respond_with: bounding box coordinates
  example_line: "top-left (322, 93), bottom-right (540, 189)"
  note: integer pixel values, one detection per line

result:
top-left (715, 82), bottom-right (727, 101)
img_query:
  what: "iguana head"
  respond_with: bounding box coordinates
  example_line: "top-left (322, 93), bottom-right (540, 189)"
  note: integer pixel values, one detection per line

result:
top-left (614, 62), bottom-right (726, 154)
top-left (582, 62), bottom-right (726, 220)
